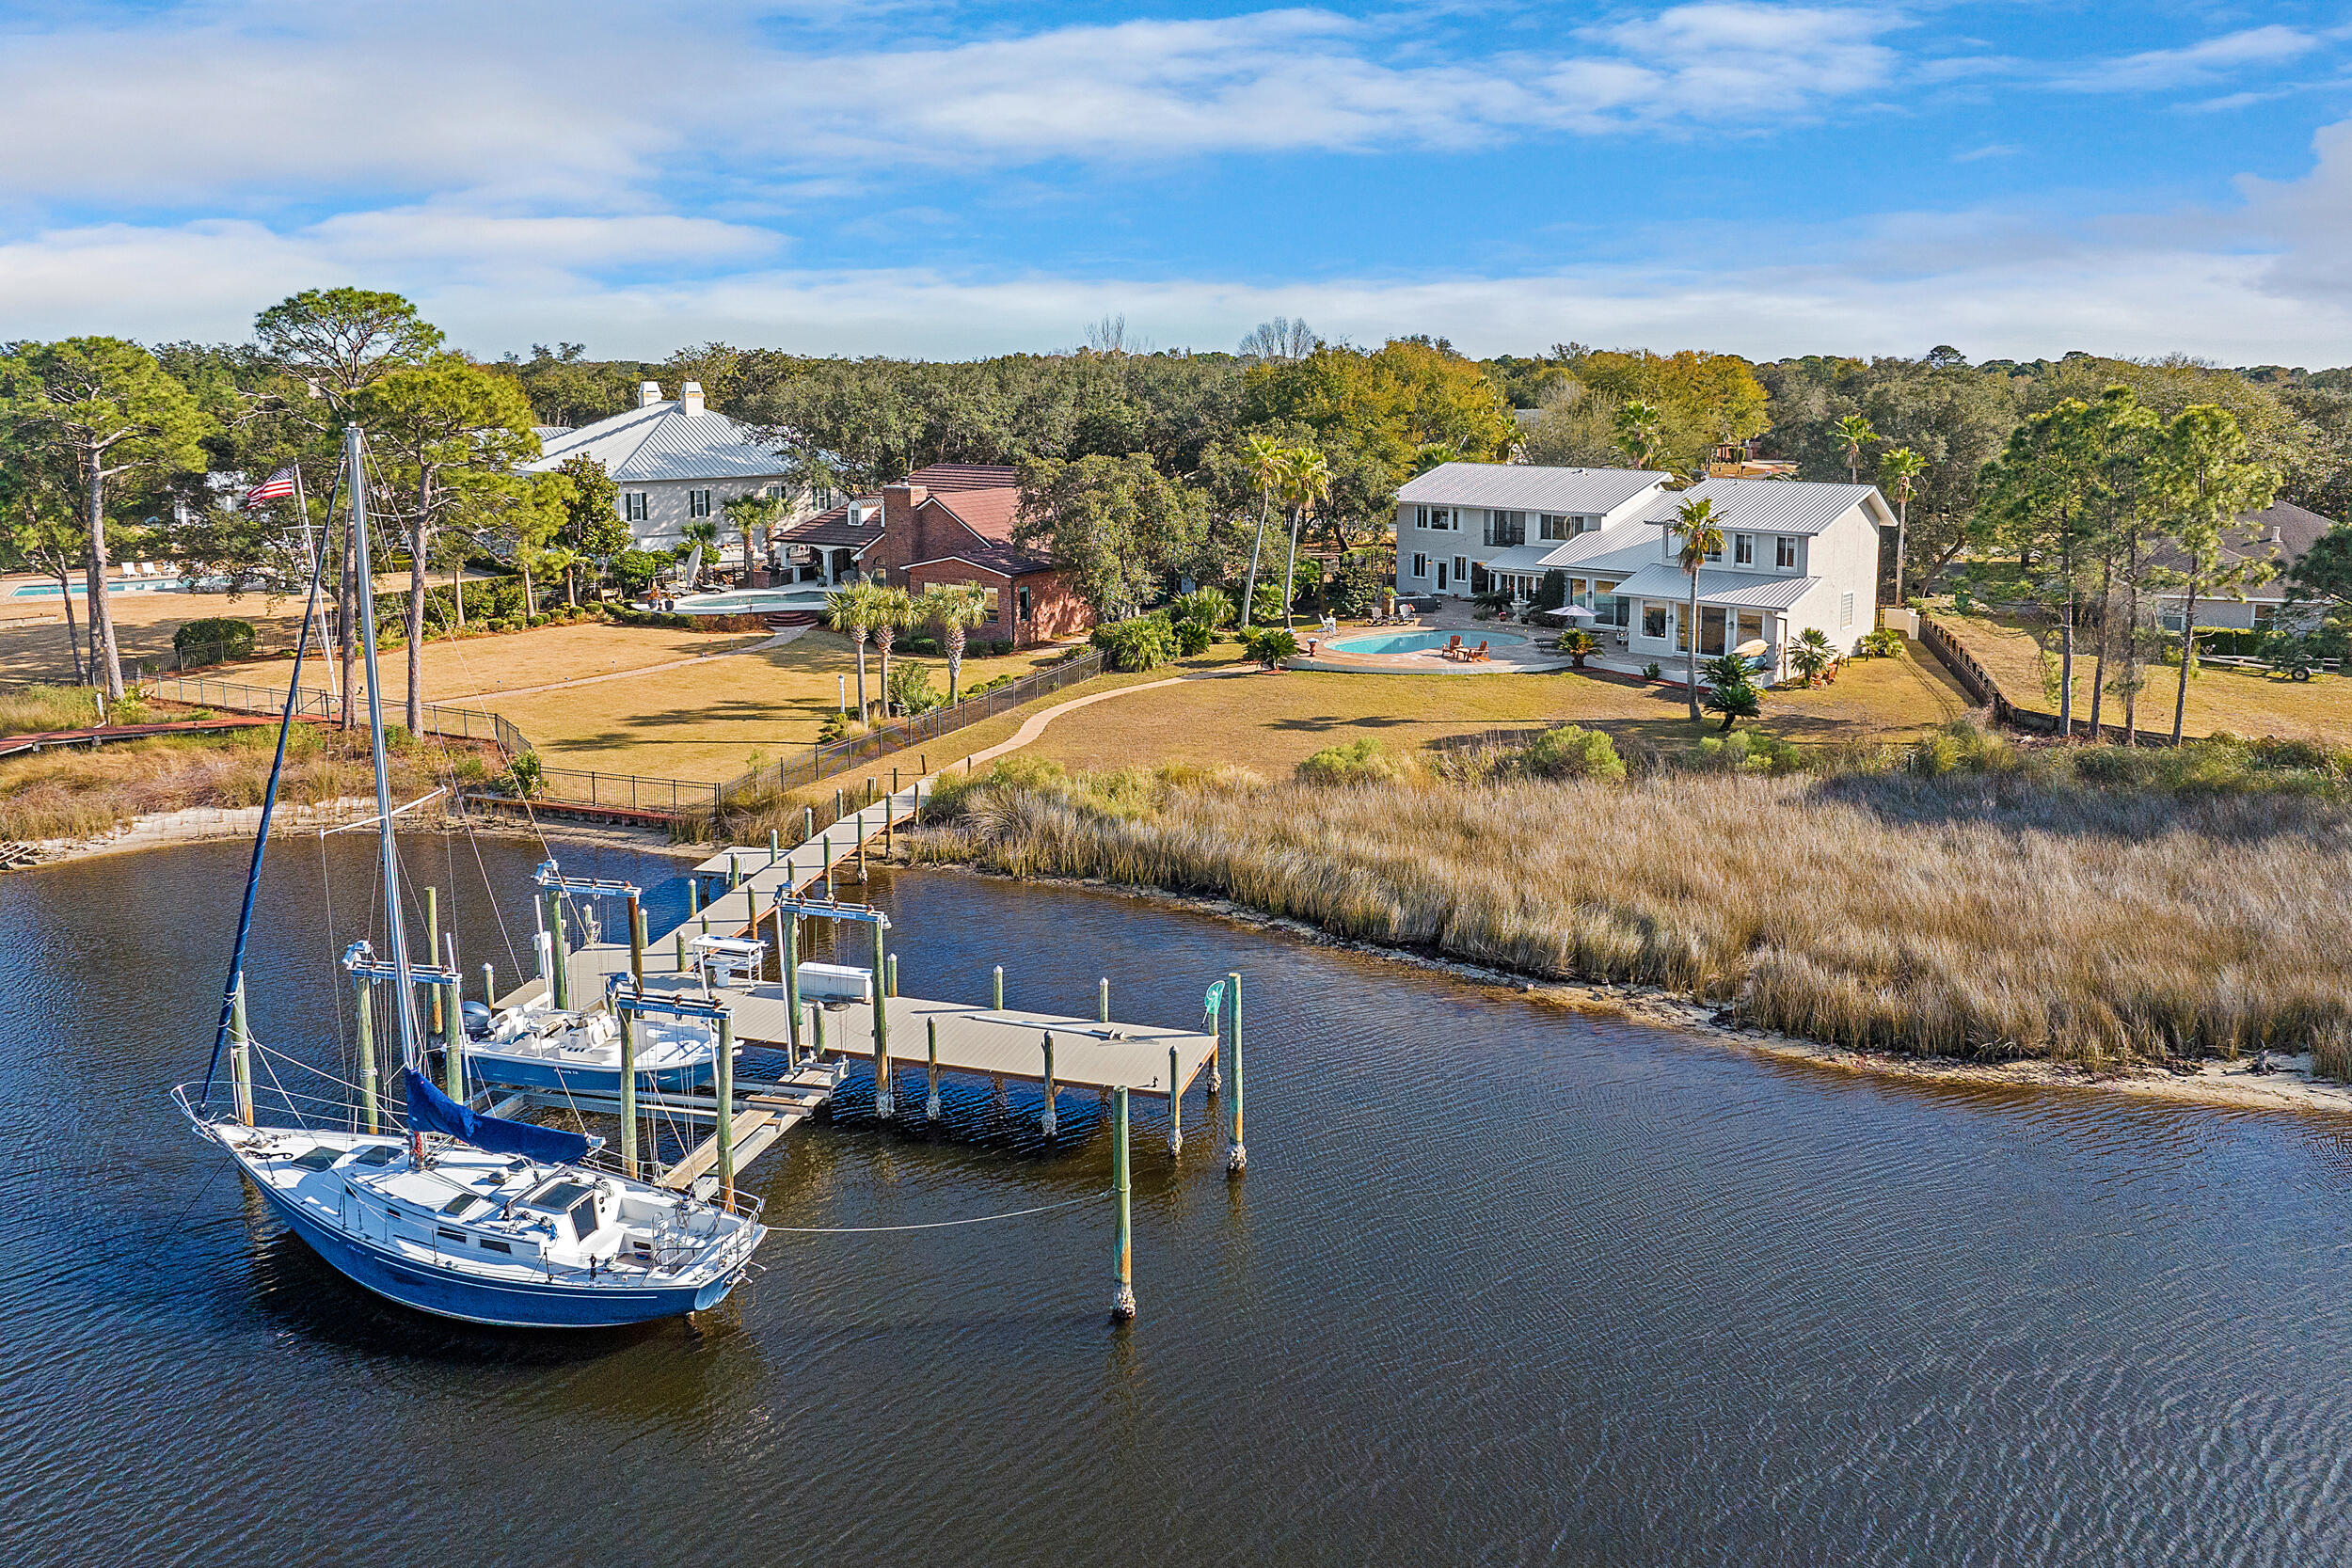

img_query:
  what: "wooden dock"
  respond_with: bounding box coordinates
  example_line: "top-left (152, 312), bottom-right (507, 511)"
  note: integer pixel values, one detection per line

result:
top-left (486, 772), bottom-right (1228, 1190)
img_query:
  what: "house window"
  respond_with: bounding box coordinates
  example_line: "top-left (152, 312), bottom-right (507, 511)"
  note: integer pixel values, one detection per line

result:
top-left (1643, 604), bottom-right (1669, 640)
top-left (1539, 513), bottom-right (1571, 542)
top-left (1486, 510), bottom-right (1526, 547)
top-left (1017, 586), bottom-right (1033, 622)
top-left (1705, 541), bottom-right (1722, 562)
top-left (1737, 610), bottom-right (1764, 647)
top-left (1453, 556), bottom-right (1468, 587)
top-left (1733, 534), bottom-right (1754, 566)
top-left (1418, 506), bottom-right (1455, 532)
top-left (2254, 603), bottom-right (2279, 629)
top-left (1776, 536), bottom-right (1799, 570)
top-left (1840, 592), bottom-right (1855, 628)
top-left (1410, 553), bottom-right (1429, 580)
top-left (689, 489), bottom-right (712, 518)
top-left (1701, 606), bottom-right (1727, 655)
top-left (624, 492), bottom-right (648, 523)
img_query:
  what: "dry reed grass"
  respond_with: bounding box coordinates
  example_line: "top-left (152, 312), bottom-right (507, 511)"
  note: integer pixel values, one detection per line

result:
top-left (0, 725), bottom-right (487, 842)
top-left (914, 747), bottom-right (2352, 1068)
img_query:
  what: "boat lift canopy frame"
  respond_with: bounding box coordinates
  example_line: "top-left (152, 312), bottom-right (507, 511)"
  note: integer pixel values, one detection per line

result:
top-left (341, 938), bottom-right (460, 989)
top-left (771, 892), bottom-right (892, 929)
top-left (604, 973), bottom-right (731, 1023)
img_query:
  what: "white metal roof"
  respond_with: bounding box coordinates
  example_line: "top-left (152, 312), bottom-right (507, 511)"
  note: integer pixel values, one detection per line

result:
top-left (1535, 531), bottom-right (1658, 573)
top-left (525, 401), bottom-right (788, 483)
top-left (1632, 477), bottom-right (1891, 536)
top-left (1397, 462), bottom-right (1670, 515)
top-left (1609, 563), bottom-right (1820, 611)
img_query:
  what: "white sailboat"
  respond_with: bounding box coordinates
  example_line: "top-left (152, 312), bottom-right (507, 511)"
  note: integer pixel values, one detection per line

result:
top-left (177, 426), bottom-right (766, 1328)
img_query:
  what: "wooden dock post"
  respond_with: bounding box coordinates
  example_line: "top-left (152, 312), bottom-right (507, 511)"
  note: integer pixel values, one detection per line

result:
top-left (675, 930), bottom-right (688, 973)
top-left (1168, 1043), bottom-right (1183, 1155)
top-left (550, 897), bottom-right (569, 1010)
top-left (628, 893), bottom-right (645, 990)
top-left (785, 913), bottom-right (803, 1058)
top-left (442, 974), bottom-right (464, 1100)
top-left (886, 767), bottom-right (897, 852)
top-left (353, 974), bottom-right (377, 1132)
top-left (822, 832), bottom-right (834, 897)
top-left (1041, 1032), bottom-right (1057, 1136)
top-left (716, 1010), bottom-right (736, 1208)
top-left (618, 1008), bottom-right (638, 1178)
top-left (728, 851), bottom-right (740, 890)
top-left (425, 885), bottom-right (442, 1037)
top-left (1111, 1085), bottom-right (1136, 1321)
top-left (993, 964), bottom-right (1004, 1010)
top-left (230, 975), bottom-right (253, 1127)
top-left (811, 1000), bottom-right (826, 1058)
top-left (688, 877), bottom-right (701, 915)
top-left (926, 1017), bottom-right (941, 1120)
top-left (871, 920), bottom-right (892, 1118)
top-left (1099, 976), bottom-right (1110, 1023)
top-left (887, 952), bottom-right (898, 998)
top-left (1224, 971), bottom-right (1245, 1174)
top-left (482, 961), bottom-right (495, 1009)
top-left (803, 803), bottom-right (814, 844)
top-left (769, 828), bottom-right (780, 866)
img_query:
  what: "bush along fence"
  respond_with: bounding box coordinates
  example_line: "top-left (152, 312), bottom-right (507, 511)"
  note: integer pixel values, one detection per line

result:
top-left (1916, 614), bottom-right (2182, 747)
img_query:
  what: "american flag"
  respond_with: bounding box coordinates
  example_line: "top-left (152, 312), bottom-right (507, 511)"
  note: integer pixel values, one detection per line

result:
top-left (244, 467), bottom-right (297, 506)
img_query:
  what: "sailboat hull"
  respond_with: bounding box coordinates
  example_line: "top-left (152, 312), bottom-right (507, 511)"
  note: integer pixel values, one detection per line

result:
top-left (242, 1163), bottom-right (741, 1329)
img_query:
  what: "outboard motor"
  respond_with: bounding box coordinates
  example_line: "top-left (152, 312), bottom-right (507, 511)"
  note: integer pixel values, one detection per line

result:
top-left (462, 1000), bottom-right (494, 1039)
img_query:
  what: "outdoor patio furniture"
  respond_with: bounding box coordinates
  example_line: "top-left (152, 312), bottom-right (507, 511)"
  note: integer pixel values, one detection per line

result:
top-left (1470, 641), bottom-right (1490, 662)
top-left (1444, 634), bottom-right (1463, 658)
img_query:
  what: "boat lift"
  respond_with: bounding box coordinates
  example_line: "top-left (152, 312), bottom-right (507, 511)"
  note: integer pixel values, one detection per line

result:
top-left (602, 975), bottom-right (739, 1191)
top-left (340, 938), bottom-right (466, 1126)
top-left (771, 890), bottom-right (898, 1115)
top-left (532, 860), bottom-right (644, 1000)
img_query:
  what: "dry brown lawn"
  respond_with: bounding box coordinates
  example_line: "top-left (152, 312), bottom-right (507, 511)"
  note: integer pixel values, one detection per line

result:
top-left (1020, 646), bottom-right (1972, 777)
top-left (1943, 610), bottom-right (2352, 746)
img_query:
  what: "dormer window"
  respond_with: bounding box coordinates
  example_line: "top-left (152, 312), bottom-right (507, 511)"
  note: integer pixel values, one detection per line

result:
top-left (1776, 536), bottom-right (1800, 570)
top-left (1733, 534), bottom-right (1754, 566)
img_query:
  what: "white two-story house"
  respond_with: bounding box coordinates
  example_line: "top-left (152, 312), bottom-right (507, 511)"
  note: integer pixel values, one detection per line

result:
top-left (1608, 478), bottom-right (1893, 683)
top-left (1393, 463), bottom-right (1673, 598)
top-left (526, 381), bottom-right (804, 555)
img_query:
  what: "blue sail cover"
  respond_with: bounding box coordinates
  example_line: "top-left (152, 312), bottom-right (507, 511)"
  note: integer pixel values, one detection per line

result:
top-left (404, 1069), bottom-right (591, 1165)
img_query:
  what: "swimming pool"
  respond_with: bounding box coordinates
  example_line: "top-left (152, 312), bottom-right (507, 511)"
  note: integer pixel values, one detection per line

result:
top-left (666, 589), bottom-right (829, 615)
top-left (1329, 628), bottom-right (1530, 657)
top-left (9, 578), bottom-right (185, 597)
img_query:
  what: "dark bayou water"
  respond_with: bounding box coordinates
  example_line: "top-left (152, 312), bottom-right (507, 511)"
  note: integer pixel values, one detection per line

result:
top-left (5, 833), bottom-right (2352, 1566)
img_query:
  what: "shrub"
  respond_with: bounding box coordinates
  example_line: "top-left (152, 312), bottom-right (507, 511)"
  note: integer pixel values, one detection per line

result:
top-left (1534, 570), bottom-right (1568, 613)
top-left (1702, 653), bottom-right (1762, 731)
top-left (1642, 661), bottom-right (1662, 680)
top-left (988, 639), bottom-right (1014, 657)
top-left (1559, 630), bottom-right (1598, 668)
top-left (888, 661), bottom-right (943, 715)
top-left (1327, 554), bottom-right (1387, 619)
top-left (1248, 582), bottom-right (1286, 626)
top-left (1696, 730), bottom-right (1804, 774)
top-left (1859, 627), bottom-right (1905, 657)
top-left (173, 617), bottom-right (256, 663)
top-left (612, 548), bottom-right (667, 595)
top-left (1091, 614), bottom-right (1178, 673)
top-left (1238, 626), bottom-right (1300, 667)
top-left (503, 751), bottom-right (545, 798)
top-left (1172, 619), bottom-right (1214, 657)
top-left (1788, 628), bottom-right (1836, 685)
top-left (901, 634), bottom-right (942, 657)
top-left (1296, 737), bottom-right (1409, 785)
top-left (1517, 724), bottom-right (1626, 782)
top-left (1168, 586), bottom-right (1234, 629)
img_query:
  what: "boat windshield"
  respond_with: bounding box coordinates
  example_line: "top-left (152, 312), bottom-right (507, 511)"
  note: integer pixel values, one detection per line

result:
top-left (524, 1179), bottom-right (596, 1214)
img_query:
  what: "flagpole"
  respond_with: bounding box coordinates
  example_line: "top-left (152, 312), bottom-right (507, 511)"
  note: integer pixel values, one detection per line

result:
top-left (291, 466), bottom-right (339, 706)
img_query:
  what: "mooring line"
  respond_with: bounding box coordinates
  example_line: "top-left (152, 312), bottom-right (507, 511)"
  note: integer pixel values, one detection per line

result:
top-left (766, 1191), bottom-right (1108, 1234)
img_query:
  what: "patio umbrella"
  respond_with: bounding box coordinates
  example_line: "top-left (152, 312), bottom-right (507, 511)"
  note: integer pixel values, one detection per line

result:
top-left (1541, 604), bottom-right (1597, 621)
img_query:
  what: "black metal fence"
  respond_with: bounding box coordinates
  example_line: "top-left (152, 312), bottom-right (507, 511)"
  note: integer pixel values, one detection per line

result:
top-left (143, 673), bottom-right (531, 757)
top-left (533, 768), bottom-right (722, 817)
top-left (712, 649), bottom-right (1106, 810)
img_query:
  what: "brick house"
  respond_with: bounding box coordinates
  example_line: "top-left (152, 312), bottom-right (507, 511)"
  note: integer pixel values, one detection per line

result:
top-left (880, 465), bottom-right (1090, 647)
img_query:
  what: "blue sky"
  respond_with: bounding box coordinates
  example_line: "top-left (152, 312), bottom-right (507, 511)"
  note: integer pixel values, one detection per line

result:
top-left (4, 1), bottom-right (2351, 364)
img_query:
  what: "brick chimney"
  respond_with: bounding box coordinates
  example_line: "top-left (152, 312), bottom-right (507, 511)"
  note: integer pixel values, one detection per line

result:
top-left (680, 381), bottom-right (705, 417)
top-left (638, 380), bottom-right (662, 408)
top-left (881, 481), bottom-right (930, 583)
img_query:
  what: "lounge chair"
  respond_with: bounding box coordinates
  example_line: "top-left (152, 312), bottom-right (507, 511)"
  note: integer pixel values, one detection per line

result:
top-left (1470, 641), bottom-right (1490, 662)
top-left (1442, 634), bottom-right (1463, 659)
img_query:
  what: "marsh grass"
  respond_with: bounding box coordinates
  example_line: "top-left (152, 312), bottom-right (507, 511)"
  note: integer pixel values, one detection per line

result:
top-left (0, 725), bottom-right (490, 842)
top-left (0, 685), bottom-right (101, 738)
top-left (914, 727), bottom-right (2352, 1067)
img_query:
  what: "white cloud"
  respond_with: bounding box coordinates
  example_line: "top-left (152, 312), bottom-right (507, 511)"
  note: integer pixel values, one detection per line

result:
top-left (2056, 24), bottom-right (2320, 93)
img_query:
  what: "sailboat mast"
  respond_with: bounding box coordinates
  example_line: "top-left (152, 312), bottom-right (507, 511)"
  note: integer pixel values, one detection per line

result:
top-left (345, 426), bottom-right (421, 1070)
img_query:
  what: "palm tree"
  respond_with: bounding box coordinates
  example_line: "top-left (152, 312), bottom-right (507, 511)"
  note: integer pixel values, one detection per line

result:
top-left (1836, 414), bottom-right (1878, 484)
top-left (868, 585), bottom-right (913, 721)
top-left (1671, 496), bottom-right (1724, 722)
top-left (723, 492), bottom-right (784, 582)
top-left (1277, 445), bottom-right (1332, 628)
top-left (1878, 446), bottom-right (1926, 604)
top-left (824, 580), bottom-right (878, 721)
top-left (1237, 432), bottom-right (1284, 628)
top-left (1614, 401), bottom-right (1664, 471)
top-left (920, 581), bottom-right (994, 703)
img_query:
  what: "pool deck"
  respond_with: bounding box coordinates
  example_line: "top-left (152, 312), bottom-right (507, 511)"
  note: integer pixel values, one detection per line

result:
top-left (1291, 610), bottom-right (1575, 674)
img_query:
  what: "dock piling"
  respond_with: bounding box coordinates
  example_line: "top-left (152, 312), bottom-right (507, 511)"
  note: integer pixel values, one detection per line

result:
top-left (550, 897), bottom-right (569, 1010)
top-left (675, 931), bottom-right (688, 973)
top-left (425, 886), bottom-right (442, 1037)
top-left (785, 914), bottom-right (803, 1059)
top-left (442, 973), bottom-right (464, 1100)
top-left (716, 1011), bottom-right (736, 1208)
top-left (1041, 1032), bottom-right (1057, 1137)
top-left (1168, 1044), bottom-right (1182, 1155)
top-left (887, 952), bottom-right (898, 998)
top-left (628, 893), bottom-right (645, 990)
top-left (618, 1008), bottom-right (638, 1178)
top-left (993, 964), bottom-right (1004, 1010)
top-left (769, 828), bottom-right (780, 866)
top-left (803, 803), bottom-right (814, 844)
top-left (728, 852), bottom-right (740, 890)
top-left (482, 961), bottom-right (494, 1008)
top-left (688, 877), bottom-right (701, 916)
top-left (1111, 1085), bottom-right (1136, 1321)
top-left (1224, 971), bottom-right (1246, 1174)
top-left (871, 921), bottom-right (892, 1118)
top-left (353, 974), bottom-right (377, 1132)
top-left (926, 1017), bottom-right (941, 1120)
top-left (1099, 976), bottom-right (1109, 1023)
